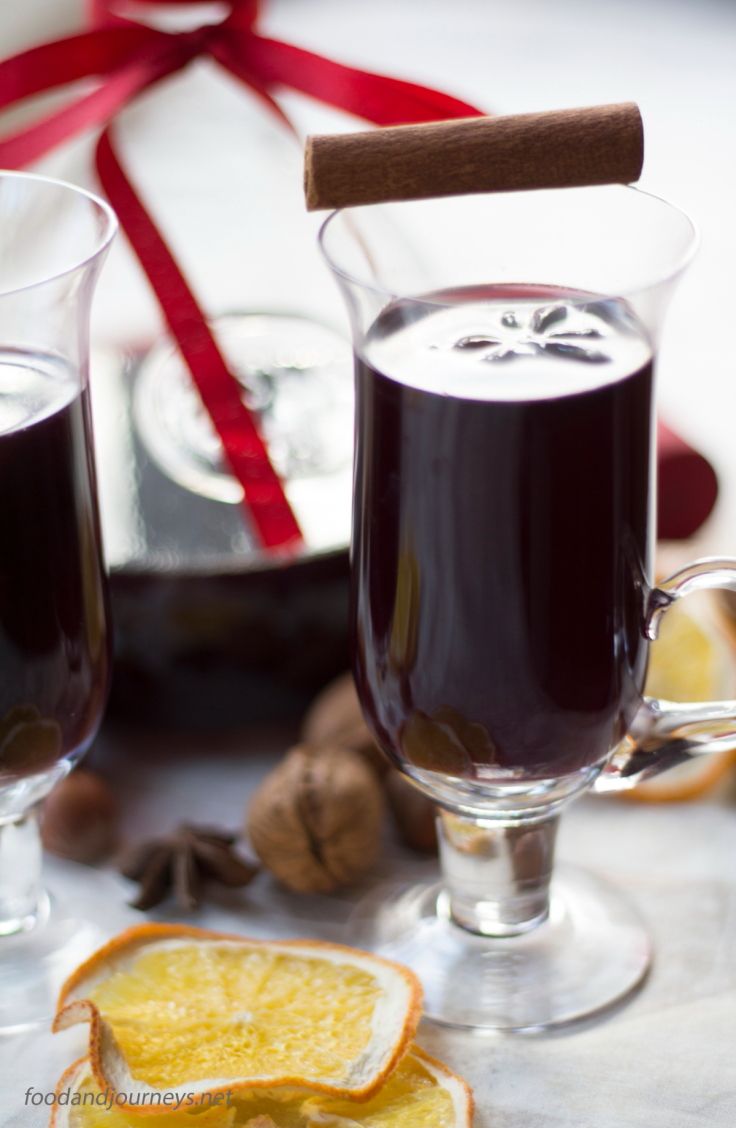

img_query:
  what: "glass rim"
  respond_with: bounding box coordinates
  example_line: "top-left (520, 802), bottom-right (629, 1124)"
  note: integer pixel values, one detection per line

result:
top-left (0, 169), bottom-right (118, 299)
top-left (318, 184), bottom-right (699, 307)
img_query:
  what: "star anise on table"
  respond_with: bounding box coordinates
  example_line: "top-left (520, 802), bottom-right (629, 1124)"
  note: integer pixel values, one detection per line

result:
top-left (119, 824), bottom-right (259, 911)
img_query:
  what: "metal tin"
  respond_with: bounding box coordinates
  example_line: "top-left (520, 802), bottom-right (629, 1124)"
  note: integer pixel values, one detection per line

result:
top-left (93, 313), bottom-right (353, 727)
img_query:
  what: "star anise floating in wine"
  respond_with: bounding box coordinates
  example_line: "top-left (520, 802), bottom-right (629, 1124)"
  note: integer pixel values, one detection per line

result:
top-left (120, 824), bottom-right (259, 911)
top-left (451, 301), bottom-right (612, 365)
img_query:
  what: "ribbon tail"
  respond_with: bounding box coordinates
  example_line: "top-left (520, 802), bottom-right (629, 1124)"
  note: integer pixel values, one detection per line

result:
top-left (209, 38), bottom-right (297, 134)
top-left (0, 52), bottom-right (183, 168)
top-left (0, 27), bottom-right (181, 168)
top-left (226, 31), bottom-right (484, 125)
top-left (0, 27), bottom-right (162, 107)
top-left (95, 127), bottom-right (303, 552)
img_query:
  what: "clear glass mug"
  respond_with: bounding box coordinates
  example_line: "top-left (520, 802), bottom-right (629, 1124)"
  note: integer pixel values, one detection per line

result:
top-left (0, 172), bottom-right (116, 1030)
top-left (320, 186), bottom-right (736, 1030)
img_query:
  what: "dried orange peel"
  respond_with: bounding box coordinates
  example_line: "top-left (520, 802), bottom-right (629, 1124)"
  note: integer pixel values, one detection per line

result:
top-left (53, 924), bottom-right (422, 1110)
top-left (51, 1046), bottom-right (473, 1128)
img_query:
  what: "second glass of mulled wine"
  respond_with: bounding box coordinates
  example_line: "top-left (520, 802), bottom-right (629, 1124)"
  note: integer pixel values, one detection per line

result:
top-left (0, 172), bottom-right (117, 1031)
top-left (320, 187), bottom-right (736, 1030)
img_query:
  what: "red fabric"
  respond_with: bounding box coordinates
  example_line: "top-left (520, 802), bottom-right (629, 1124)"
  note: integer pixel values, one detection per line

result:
top-left (657, 421), bottom-right (718, 540)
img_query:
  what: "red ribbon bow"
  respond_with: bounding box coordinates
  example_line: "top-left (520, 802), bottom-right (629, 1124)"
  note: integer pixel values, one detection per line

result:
top-left (0, 0), bottom-right (482, 550)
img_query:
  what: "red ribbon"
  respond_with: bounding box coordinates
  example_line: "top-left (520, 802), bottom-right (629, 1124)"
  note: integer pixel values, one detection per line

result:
top-left (0, 0), bottom-right (482, 551)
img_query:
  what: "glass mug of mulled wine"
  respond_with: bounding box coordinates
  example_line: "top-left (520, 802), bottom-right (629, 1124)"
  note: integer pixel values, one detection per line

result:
top-left (0, 172), bottom-right (116, 1030)
top-left (320, 186), bottom-right (736, 1030)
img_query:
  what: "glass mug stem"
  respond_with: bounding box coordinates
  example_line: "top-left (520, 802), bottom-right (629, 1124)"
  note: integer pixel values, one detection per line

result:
top-left (0, 808), bottom-right (44, 936)
top-left (438, 811), bottom-right (558, 936)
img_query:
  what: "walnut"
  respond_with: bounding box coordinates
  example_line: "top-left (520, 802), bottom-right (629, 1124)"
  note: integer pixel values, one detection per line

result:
top-left (247, 744), bottom-right (383, 893)
top-left (41, 770), bottom-right (119, 863)
top-left (301, 672), bottom-right (386, 775)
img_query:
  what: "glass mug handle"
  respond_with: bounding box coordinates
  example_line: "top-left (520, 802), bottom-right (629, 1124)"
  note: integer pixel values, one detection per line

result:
top-left (596, 557), bottom-right (736, 791)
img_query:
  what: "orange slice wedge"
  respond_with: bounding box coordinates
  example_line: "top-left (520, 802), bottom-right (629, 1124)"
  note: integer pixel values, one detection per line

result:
top-left (625, 598), bottom-right (736, 802)
top-left (51, 1047), bottom-right (473, 1128)
top-left (53, 925), bottom-right (422, 1109)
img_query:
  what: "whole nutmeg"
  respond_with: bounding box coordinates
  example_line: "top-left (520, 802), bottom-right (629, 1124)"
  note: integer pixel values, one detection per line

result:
top-left (41, 770), bottom-right (119, 863)
top-left (301, 673), bottom-right (386, 775)
top-left (385, 770), bottom-right (438, 854)
top-left (248, 744), bottom-right (383, 893)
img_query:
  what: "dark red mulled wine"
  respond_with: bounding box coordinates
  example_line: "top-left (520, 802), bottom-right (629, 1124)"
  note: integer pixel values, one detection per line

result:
top-left (352, 286), bottom-right (654, 783)
top-left (0, 354), bottom-right (110, 780)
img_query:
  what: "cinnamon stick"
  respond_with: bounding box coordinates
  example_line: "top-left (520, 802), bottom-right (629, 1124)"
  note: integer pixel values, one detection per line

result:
top-left (304, 103), bottom-right (643, 211)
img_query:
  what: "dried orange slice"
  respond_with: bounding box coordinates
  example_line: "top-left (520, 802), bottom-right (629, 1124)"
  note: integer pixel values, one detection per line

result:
top-left (626, 599), bottom-right (736, 802)
top-left (53, 925), bottom-right (422, 1109)
top-left (50, 1059), bottom-right (236, 1128)
top-left (51, 1047), bottom-right (473, 1128)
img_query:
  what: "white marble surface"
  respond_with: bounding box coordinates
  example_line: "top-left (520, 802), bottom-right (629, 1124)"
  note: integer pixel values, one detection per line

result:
top-left (1, 732), bottom-right (736, 1126)
top-left (3, 0), bottom-right (736, 1124)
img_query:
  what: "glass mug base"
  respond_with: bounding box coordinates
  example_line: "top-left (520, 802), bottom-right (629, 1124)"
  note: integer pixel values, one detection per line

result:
top-left (0, 860), bottom-right (135, 1034)
top-left (350, 865), bottom-right (651, 1031)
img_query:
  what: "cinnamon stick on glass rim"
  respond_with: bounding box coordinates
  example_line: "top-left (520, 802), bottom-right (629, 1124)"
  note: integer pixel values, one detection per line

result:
top-left (304, 103), bottom-right (643, 211)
